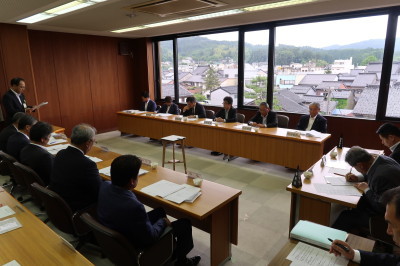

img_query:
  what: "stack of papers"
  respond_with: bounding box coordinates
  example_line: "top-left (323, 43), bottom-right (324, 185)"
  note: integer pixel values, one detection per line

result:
top-left (156, 113), bottom-right (173, 117)
top-left (313, 184), bottom-right (361, 196)
top-left (0, 205), bottom-right (15, 219)
top-left (287, 242), bottom-right (348, 266)
top-left (141, 180), bottom-right (201, 204)
top-left (48, 135), bottom-right (68, 145)
top-left (85, 155), bottom-right (102, 163)
top-left (0, 217), bottom-right (22, 234)
top-left (45, 144), bottom-right (69, 155)
top-left (99, 166), bottom-right (148, 177)
top-left (302, 130), bottom-right (322, 138)
top-left (161, 135), bottom-right (186, 141)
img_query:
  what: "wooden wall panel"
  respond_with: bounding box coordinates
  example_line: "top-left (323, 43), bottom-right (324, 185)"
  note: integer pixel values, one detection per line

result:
top-left (116, 44), bottom-right (136, 110)
top-left (28, 31), bottom-right (62, 126)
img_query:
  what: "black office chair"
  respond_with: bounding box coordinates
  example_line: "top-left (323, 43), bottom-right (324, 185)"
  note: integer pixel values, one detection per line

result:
top-left (0, 151), bottom-right (25, 197)
top-left (236, 113), bottom-right (245, 123)
top-left (81, 212), bottom-right (175, 266)
top-left (13, 162), bottom-right (45, 206)
top-left (156, 105), bottom-right (161, 111)
top-left (277, 114), bottom-right (289, 128)
top-left (205, 109), bottom-right (215, 119)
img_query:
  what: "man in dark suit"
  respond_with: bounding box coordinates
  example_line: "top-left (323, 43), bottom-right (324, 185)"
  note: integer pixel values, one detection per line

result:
top-left (296, 102), bottom-right (327, 133)
top-left (140, 91), bottom-right (157, 112)
top-left (20, 122), bottom-right (54, 185)
top-left (0, 112), bottom-right (26, 151)
top-left (330, 186), bottom-right (400, 265)
top-left (6, 115), bottom-right (37, 161)
top-left (332, 146), bottom-right (400, 233)
top-left (98, 155), bottom-right (201, 266)
top-left (2, 78), bottom-right (31, 124)
top-left (50, 124), bottom-right (101, 212)
top-left (182, 96), bottom-right (206, 118)
top-left (248, 102), bottom-right (277, 128)
top-left (158, 96), bottom-right (179, 114)
top-left (376, 123), bottom-right (400, 164)
top-left (215, 96), bottom-right (237, 123)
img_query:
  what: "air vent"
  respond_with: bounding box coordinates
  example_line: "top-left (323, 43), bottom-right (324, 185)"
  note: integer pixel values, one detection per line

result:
top-left (124, 0), bottom-right (226, 17)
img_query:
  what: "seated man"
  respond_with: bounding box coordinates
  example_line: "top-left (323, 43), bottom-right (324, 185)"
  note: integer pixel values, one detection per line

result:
top-left (158, 96), bottom-right (179, 114)
top-left (376, 123), bottom-right (400, 164)
top-left (330, 186), bottom-right (400, 265)
top-left (215, 96), bottom-right (237, 160)
top-left (248, 102), bottom-right (277, 128)
top-left (6, 114), bottom-right (37, 161)
top-left (97, 155), bottom-right (201, 266)
top-left (50, 124), bottom-right (101, 212)
top-left (140, 91), bottom-right (157, 112)
top-left (0, 112), bottom-right (26, 151)
top-left (20, 122), bottom-right (54, 185)
top-left (182, 96), bottom-right (206, 118)
top-left (296, 102), bottom-right (327, 133)
top-left (332, 146), bottom-right (400, 233)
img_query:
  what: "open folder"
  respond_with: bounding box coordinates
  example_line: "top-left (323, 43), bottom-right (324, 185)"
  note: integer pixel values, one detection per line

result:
top-left (141, 180), bottom-right (201, 204)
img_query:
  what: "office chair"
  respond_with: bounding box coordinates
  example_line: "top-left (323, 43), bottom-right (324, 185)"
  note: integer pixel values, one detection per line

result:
top-left (277, 114), bottom-right (290, 128)
top-left (236, 113), bottom-right (245, 123)
top-left (205, 109), bottom-right (215, 119)
top-left (0, 151), bottom-right (26, 199)
top-left (13, 162), bottom-right (45, 206)
top-left (81, 212), bottom-right (175, 266)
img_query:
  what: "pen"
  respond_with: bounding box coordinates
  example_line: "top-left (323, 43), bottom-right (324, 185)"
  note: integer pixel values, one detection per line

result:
top-left (328, 238), bottom-right (350, 252)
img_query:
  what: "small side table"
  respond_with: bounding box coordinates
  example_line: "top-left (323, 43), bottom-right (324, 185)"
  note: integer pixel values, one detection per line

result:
top-left (161, 135), bottom-right (187, 174)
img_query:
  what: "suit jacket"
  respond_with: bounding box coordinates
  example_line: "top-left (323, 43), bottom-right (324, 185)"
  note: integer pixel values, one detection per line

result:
top-left (2, 90), bottom-right (26, 124)
top-left (140, 99), bottom-right (157, 112)
top-left (361, 155), bottom-right (400, 214)
top-left (296, 114), bottom-right (327, 133)
top-left (50, 146), bottom-right (101, 212)
top-left (360, 250), bottom-right (400, 266)
top-left (158, 103), bottom-right (179, 115)
top-left (20, 144), bottom-right (54, 185)
top-left (182, 102), bottom-right (206, 118)
top-left (248, 110), bottom-right (278, 128)
top-left (215, 108), bottom-right (237, 122)
top-left (390, 144), bottom-right (400, 165)
top-left (97, 181), bottom-right (166, 248)
top-left (0, 124), bottom-right (17, 151)
top-left (6, 131), bottom-right (30, 161)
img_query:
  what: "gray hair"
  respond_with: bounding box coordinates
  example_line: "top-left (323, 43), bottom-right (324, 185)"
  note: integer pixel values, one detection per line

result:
top-left (309, 102), bottom-right (320, 109)
top-left (259, 102), bottom-right (270, 109)
top-left (345, 146), bottom-right (373, 166)
top-left (71, 123), bottom-right (96, 145)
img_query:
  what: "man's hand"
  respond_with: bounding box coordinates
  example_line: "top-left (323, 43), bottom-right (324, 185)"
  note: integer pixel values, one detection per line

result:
top-left (345, 173), bottom-right (358, 182)
top-left (329, 240), bottom-right (355, 260)
top-left (183, 106), bottom-right (190, 112)
top-left (215, 117), bottom-right (224, 122)
top-left (354, 182), bottom-right (369, 193)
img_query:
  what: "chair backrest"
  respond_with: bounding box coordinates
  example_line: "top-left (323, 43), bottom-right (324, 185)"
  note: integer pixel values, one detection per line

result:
top-left (205, 109), bottom-right (215, 119)
top-left (13, 162), bottom-right (45, 204)
top-left (0, 151), bottom-right (24, 187)
top-left (236, 113), bottom-right (245, 123)
top-left (277, 114), bottom-right (289, 128)
top-left (156, 105), bottom-right (161, 111)
top-left (31, 182), bottom-right (76, 235)
top-left (80, 212), bottom-right (140, 266)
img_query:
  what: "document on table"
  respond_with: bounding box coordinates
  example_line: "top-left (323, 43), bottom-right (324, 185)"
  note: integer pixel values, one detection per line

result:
top-left (324, 176), bottom-right (353, 186)
top-left (164, 184), bottom-right (201, 204)
top-left (3, 260), bottom-right (21, 266)
top-left (122, 110), bottom-right (145, 114)
top-left (325, 161), bottom-right (349, 169)
top-left (85, 155), bottom-right (102, 163)
top-left (302, 130), bottom-right (322, 138)
top-left (0, 217), bottom-right (22, 234)
top-left (48, 135), bottom-right (68, 145)
top-left (0, 205), bottom-right (15, 219)
top-left (156, 113), bottom-right (173, 117)
top-left (99, 166), bottom-right (148, 177)
top-left (45, 144), bottom-right (69, 155)
top-left (313, 183), bottom-right (361, 196)
top-left (287, 242), bottom-right (348, 266)
top-left (327, 167), bottom-right (349, 176)
top-left (141, 180), bottom-right (201, 204)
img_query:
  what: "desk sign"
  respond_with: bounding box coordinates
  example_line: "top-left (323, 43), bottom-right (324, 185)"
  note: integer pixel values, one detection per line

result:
top-left (175, 116), bottom-right (183, 121)
top-left (187, 171), bottom-right (202, 179)
top-left (287, 131), bottom-right (301, 137)
top-left (242, 125), bottom-right (252, 131)
top-left (140, 158), bottom-right (152, 166)
top-left (204, 119), bottom-right (213, 125)
top-left (145, 113), bottom-right (155, 117)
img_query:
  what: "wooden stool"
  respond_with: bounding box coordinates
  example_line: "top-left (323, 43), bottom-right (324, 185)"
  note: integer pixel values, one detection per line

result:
top-left (161, 135), bottom-right (187, 174)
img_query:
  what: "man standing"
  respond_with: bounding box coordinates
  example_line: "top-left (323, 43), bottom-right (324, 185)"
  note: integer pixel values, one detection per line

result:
top-left (296, 102), bottom-right (327, 133)
top-left (158, 96), bottom-right (179, 114)
top-left (2, 78), bottom-right (31, 124)
top-left (140, 91), bottom-right (157, 112)
top-left (376, 123), bottom-right (400, 164)
top-left (182, 96), bottom-right (206, 118)
top-left (248, 102), bottom-right (277, 128)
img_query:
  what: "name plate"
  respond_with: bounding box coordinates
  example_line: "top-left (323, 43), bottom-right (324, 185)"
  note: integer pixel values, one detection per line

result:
top-left (145, 113), bottom-right (154, 117)
top-left (242, 125), bottom-right (252, 131)
top-left (187, 171), bottom-right (202, 179)
top-left (140, 158), bottom-right (152, 166)
top-left (204, 120), bottom-right (213, 125)
top-left (287, 131), bottom-right (301, 137)
top-left (175, 116), bottom-right (183, 121)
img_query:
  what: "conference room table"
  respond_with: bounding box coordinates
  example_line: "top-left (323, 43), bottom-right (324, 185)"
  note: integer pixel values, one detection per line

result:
top-left (286, 146), bottom-right (383, 231)
top-left (116, 111), bottom-right (331, 170)
top-left (88, 146), bottom-right (242, 266)
top-left (0, 187), bottom-right (93, 265)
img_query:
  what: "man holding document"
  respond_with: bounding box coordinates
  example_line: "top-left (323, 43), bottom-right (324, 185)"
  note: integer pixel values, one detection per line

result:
top-left (97, 155), bottom-right (201, 266)
top-left (330, 186), bottom-right (400, 265)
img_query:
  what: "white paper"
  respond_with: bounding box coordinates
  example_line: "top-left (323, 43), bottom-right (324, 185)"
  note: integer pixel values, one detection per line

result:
top-left (303, 130), bottom-right (322, 138)
top-left (0, 206), bottom-right (15, 219)
top-left (45, 144), bottom-right (69, 155)
top-left (141, 180), bottom-right (184, 197)
top-left (287, 242), bottom-right (348, 266)
top-left (2, 260), bottom-right (21, 266)
top-left (32, 101), bottom-right (48, 111)
top-left (122, 110), bottom-right (144, 114)
top-left (313, 183), bottom-right (361, 196)
top-left (99, 166), bottom-right (148, 177)
top-left (85, 155), bottom-right (103, 163)
top-left (161, 135), bottom-right (185, 141)
top-left (327, 168), bottom-right (349, 176)
top-left (0, 217), bottom-right (22, 234)
top-left (324, 176), bottom-right (353, 186)
top-left (48, 134), bottom-right (68, 145)
top-left (325, 162), bottom-right (349, 169)
top-left (156, 113), bottom-right (173, 117)
top-left (164, 184), bottom-right (201, 204)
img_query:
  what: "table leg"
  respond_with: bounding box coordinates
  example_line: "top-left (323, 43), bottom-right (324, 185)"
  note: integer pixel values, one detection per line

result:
top-left (162, 141), bottom-right (166, 167)
top-left (210, 203), bottom-right (232, 266)
top-left (172, 142), bottom-right (176, 171)
top-left (181, 139), bottom-right (187, 174)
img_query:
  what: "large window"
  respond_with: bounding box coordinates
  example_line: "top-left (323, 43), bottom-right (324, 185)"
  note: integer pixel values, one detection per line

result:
top-left (159, 40), bottom-right (175, 100)
top-left (275, 15), bottom-right (388, 118)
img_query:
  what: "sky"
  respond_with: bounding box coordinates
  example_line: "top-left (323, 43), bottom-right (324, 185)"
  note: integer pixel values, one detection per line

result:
top-left (203, 15), bottom-right (398, 48)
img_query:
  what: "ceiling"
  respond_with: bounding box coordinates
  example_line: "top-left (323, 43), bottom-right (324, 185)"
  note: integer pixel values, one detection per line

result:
top-left (0, 0), bottom-right (399, 39)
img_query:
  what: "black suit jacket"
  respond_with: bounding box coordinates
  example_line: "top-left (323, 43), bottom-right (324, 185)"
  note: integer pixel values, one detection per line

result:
top-left (0, 124), bottom-right (17, 151)
top-left (2, 90), bottom-right (26, 124)
top-left (215, 108), bottom-right (237, 122)
top-left (20, 144), bottom-right (54, 185)
top-left (390, 144), bottom-right (400, 165)
top-left (248, 111), bottom-right (278, 128)
top-left (50, 146), bottom-right (101, 212)
top-left (360, 250), bottom-right (400, 266)
top-left (140, 99), bottom-right (157, 112)
top-left (296, 114), bottom-right (327, 133)
top-left (158, 103), bottom-right (179, 115)
top-left (6, 132), bottom-right (30, 161)
top-left (182, 102), bottom-right (206, 118)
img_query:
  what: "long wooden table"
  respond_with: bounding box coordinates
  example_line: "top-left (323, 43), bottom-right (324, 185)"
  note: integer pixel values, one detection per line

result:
top-left (0, 187), bottom-right (92, 265)
top-left (88, 146), bottom-right (242, 266)
top-left (286, 147), bottom-right (383, 231)
top-left (269, 233), bottom-right (375, 266)
top-left (117, 112), bottom-right (331, 170)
